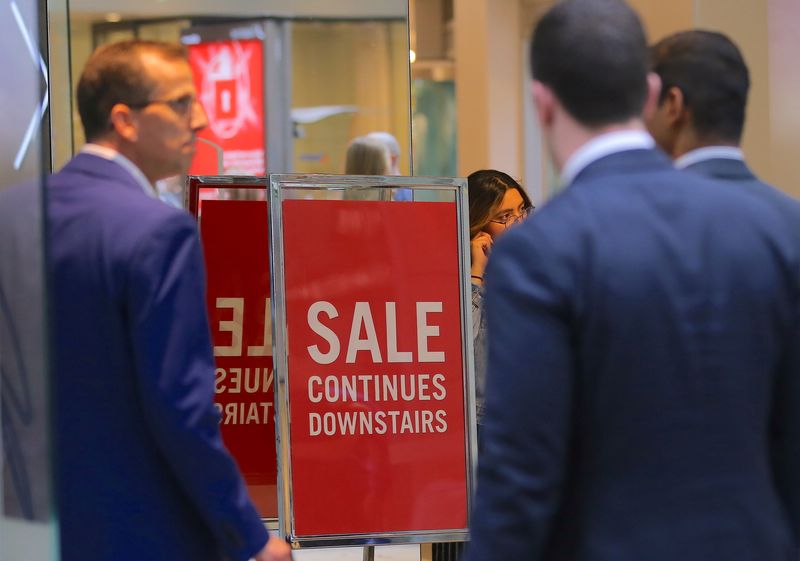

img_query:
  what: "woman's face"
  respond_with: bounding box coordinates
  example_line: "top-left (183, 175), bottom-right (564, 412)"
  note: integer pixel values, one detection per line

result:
top-left (484, 188), bottom-right (529, 240)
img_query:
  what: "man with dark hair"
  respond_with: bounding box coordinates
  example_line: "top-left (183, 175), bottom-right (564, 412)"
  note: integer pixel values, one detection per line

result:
top-left (647, 30), bottom-right (800, 217)
top-left (465, 1), bottom-right (800, 561)
top-left (647, 30), bottom-right (748, 157)
top-left (48, 40), bottom-right (292, 561)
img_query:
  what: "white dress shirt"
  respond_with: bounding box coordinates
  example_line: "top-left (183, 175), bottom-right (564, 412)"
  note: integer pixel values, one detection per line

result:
top-left (674, 146), bottom-right (744, 170)
top-left (560, 129), bottom-right (655, 188)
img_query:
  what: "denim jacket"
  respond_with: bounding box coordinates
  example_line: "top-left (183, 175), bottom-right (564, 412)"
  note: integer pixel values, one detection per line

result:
top-left (471, 282), bottom-right (487, 423)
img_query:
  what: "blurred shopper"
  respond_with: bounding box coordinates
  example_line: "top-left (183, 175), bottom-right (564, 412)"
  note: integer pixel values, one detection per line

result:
top-left (345, 135), bottom-right (392, 175)
top-left (366, 131), bottom-right (401, 175)
top-left (647, 30), bottom-right (800, 220)
top-left (367, 130), bottom-right (412, 201)
top-left (48, 40), bottom-right (292, 561)
top-left (465, 1), bottom-right (800, 561)
top-left (344, 135), bottom-right (392, 200)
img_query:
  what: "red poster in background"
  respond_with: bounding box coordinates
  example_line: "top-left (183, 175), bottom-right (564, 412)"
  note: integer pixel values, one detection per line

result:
top-left (199, 199), bottom-right (277, 518)
top-left (282, 200), bottom-right (468, 536)
top-left (188, 39), bottom-right (266, 175)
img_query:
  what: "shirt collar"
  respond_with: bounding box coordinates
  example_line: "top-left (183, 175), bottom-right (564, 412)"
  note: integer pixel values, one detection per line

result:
top-left (81, 144), bottom-right (157, 198)
top-left (560, 129), bottom-right (655, 187)
top-left (674, 146), bottom-right (744, 170)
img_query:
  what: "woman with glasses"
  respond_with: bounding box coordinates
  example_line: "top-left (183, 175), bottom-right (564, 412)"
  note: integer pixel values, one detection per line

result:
top-left (432, 169), bottom-right (532, 561)
top-left (467, 169), bottom-right (533, 425)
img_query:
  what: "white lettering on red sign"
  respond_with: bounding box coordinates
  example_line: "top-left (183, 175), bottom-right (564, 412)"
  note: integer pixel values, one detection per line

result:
top-left (213, 297), bottom-right (272, 357)
top-left (306, 301), bottom-right (446, 364)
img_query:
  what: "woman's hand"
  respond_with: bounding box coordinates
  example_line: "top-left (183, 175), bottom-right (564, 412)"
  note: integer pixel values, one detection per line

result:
top-left (470, 232), bottom-right (493, 283)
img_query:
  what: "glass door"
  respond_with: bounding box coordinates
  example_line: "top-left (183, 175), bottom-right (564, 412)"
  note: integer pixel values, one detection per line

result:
top-left (0, 0), bottom-right (58, 558)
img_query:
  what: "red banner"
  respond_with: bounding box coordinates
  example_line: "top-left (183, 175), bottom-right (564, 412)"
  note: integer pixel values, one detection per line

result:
top-left (188, 39), bottom-right (266, 175)
top-left (197, 196), bottom-right (277, 518)
top-left (282, 199), bottom-right (469, 536)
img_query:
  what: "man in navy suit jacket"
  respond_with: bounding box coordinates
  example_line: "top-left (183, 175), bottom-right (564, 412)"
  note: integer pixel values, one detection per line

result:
top-left (647, 30), bottom-right (800, 233)
top-left (464, 2), bottom-right (800, 561)
top-left (48, 40), bottom-right (292, 561)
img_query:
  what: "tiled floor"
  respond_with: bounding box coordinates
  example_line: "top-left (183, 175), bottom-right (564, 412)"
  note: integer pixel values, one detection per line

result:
top-left (295, 544), bottom-right (421, 561)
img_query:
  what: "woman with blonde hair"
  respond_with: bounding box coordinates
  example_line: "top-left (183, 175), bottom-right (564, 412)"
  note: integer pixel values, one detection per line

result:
top-left (343, 136), bottom-right (392, 200)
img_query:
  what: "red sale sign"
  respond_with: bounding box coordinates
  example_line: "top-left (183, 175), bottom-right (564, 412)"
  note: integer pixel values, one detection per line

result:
top-left (279, 199), bottom-right (470, 538)
top-left (188, 39), bottom-right (266, 175)
top-left (189, 180), bottom-right (277, 519)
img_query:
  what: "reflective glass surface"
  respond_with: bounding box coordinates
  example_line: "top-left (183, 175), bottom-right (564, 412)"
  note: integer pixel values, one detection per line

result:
top-left (0, 0), bottom-right (57, 558)
top-left (58, 0), bottom-right (411, 180)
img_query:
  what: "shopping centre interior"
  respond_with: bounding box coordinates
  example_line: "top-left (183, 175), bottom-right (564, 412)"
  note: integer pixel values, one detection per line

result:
top-left (2, 0), bottom-right (799, 559)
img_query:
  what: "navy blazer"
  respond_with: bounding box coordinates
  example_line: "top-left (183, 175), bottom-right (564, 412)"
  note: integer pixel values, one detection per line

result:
top-left (48, 153), bottom-right (268, 561)
top-left (683, 156), bottom-right (800, 232)
top-left (466, 148), bottom-right (800, 561)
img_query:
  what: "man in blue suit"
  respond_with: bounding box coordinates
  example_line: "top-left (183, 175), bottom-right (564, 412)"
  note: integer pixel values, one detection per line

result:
top-left (647, 30), bottom-right (800, 226)
top-left (48, 40), bottom-right (292, 561)
top-left (465, 1), bottom-right (800, 560)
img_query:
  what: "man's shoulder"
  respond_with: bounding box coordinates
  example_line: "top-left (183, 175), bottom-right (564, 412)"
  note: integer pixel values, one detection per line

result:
top-left (100, 193), bottom-right (197, 250)
top-left (570, 147), bottom-right (674, 187)
top-left (576, 150), bottom-right (707, 191)
top-left (49, 158), bottom-right (197, 254)
top-left (52, 155), bottom-right (190, 218)
top-left (531, 152), bottom-right (694, 228)
top-left (740, 179), bottom-right (800, 252)
top-left (687, 160), bottom-right (800, 234)
top-left (746, 176), bottom-right (800, 217)
top-left (514, 155), bottom-right (783, 256)
top-left (573, 152), bottom-right (779, 213)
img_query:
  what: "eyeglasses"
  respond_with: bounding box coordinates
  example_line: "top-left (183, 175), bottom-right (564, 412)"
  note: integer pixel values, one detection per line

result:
top-left (489, 205), bottom-right (534, 227)
top-left (127, 94), bottom-right (197, 116)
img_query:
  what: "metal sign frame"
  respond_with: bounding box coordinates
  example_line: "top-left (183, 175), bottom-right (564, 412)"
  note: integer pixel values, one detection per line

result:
top-left (186, 174), bottom-right (278, 530)
top-left (268, 173), bottom-right (477, 548)
top-left (186, 175), bottom-right (269, 216)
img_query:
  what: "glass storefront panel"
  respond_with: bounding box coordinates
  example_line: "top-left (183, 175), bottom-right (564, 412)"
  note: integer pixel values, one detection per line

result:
top-left (58, 0), bottom-right (411, 191)
top-left (0, 0), bottom-right (57, 557)
top-left (291, 19), bottom-right (411, 175)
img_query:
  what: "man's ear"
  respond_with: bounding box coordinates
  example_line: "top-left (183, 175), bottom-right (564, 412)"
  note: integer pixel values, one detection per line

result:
top-left (108, 103), bottom-right (139, 143)
top-left (642, 72), bottom-right (663, 122)
top-left (531, 80), bottom-right (555, 127)
top-left (646, 74), bottom-right (687, 127)
top-left (663, 86), bottom-right (688, 127)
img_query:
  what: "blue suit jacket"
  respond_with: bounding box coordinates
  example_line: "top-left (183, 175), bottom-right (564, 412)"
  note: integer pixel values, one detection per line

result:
top-left (48, 153), bottom-right (268, 561)
top-left (466, 148), bottom-right (800, 561)
top-left (683, 156), bottom-right (800, 231)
